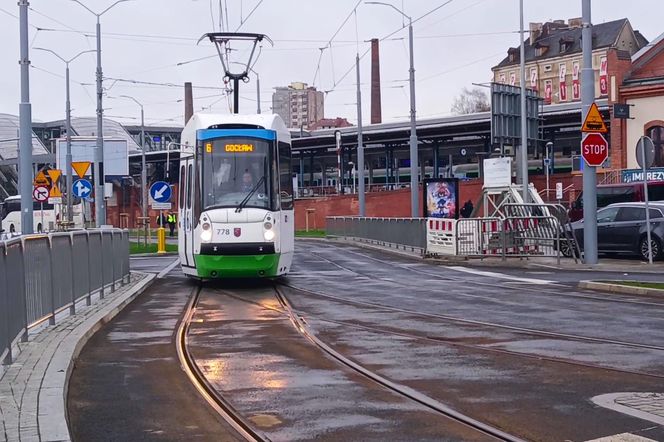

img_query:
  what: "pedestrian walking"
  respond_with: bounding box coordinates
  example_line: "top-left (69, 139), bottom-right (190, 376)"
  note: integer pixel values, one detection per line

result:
top-left (167, 211), bottom-right (177, 237)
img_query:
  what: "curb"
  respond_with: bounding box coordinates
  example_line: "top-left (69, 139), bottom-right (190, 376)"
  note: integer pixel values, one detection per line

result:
top-left (579, 280), bottom-right (664, 297)
top-left (130, 252), bottom-right (179, 257)
top-left (39, 272), bottom-right (157, 442)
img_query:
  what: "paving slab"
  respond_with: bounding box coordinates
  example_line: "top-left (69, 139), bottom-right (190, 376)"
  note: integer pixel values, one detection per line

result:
top-left (0, 272), bottom-right (155, 442)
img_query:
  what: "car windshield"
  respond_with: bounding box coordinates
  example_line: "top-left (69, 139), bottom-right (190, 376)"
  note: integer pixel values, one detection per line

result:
top-left (201, 137), bottom-right (275, 211)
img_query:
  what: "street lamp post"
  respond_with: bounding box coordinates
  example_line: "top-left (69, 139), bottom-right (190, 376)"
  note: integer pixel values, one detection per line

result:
top-left (366, 1), bottom-right (419, 217)
top-left (34, 48), bottom-right (94, 225)
top-left (117, 95), bottom-right (146, 223)
top-left (71, 0), bottom-right (132, 227)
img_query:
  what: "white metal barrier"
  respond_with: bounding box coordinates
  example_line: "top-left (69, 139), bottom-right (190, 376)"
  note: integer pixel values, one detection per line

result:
top-left (426, 218), bottom-right (457, 256)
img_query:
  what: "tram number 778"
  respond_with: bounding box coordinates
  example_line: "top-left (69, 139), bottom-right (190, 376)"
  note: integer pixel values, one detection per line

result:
top-left (216, 228), bottom-right (231, 236)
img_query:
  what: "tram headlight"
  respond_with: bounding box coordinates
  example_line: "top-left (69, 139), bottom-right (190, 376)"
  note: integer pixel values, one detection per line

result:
top-left (201, 222), bottom-right (212, 242)
top-left (264, 229), bottom-right (275, 241)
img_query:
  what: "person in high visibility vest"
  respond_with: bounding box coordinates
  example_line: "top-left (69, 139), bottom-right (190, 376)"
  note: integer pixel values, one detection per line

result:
top-left (167, 211), bottom-right (177, 237)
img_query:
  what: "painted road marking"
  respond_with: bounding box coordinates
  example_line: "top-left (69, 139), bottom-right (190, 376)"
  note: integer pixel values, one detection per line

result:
top-left (591, 392), bottom-right (664, 426)
top-left (447, 266), bottom-right (553, 285)
top-left (585, 433), bottom-right (657, 442)
top-left (157, 258), bottom-right (180, 279)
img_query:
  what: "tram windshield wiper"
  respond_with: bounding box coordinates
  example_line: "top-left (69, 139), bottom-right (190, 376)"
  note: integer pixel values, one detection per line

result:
top-left (235, 175), bottom-right (265, 213)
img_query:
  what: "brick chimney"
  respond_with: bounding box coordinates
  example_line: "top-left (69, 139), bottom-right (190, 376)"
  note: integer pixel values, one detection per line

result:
top-left (370, 38), bottom-right (382, 124)
top-left (184, 82), bottom-right (193, 124)
top-left (529, 22), bottom-right (543, 43)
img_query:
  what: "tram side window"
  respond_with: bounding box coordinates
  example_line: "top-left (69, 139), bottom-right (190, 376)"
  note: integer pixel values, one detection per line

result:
top-left (179, 165), bottom-right (185, 209)
top-left (279, 142), bottom-right (293, 210)
top-left (187, 164), bottom-right (193, 209)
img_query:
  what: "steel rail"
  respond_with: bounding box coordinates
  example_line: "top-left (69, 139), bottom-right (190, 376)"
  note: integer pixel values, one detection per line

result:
top-left (175, 285), bottom-right (268, 442)
top-left (312, 241), bottom-right (664, 309)
top-left (280, 281), bottom-right (664, 352)
top-left (272, 285), bottom-right (524, 442)
top-left (278, 290), bottom-right (664, 380)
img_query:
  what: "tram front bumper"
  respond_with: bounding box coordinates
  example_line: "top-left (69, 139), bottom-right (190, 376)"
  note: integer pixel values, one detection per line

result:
top-left (194, 253), bottom-right (280, 278)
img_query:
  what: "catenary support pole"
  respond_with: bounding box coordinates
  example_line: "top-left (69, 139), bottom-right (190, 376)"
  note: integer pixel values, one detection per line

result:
top-left (581, 0), bottom-right (598, 264)
top-left (94, 16), bottom-right (105, 226)
top-left (407, 17), bottom-right (419, 217)
top-left (18, 0), bottom-right (34, 234)
top-left (519, 0), bottom-right (528, 203)
top-left (65, 64), bottom-right (73, 223)
top-left (256, 72), bottom-right (261, 114)
top-left (356, 54), bottom-right (365, 216)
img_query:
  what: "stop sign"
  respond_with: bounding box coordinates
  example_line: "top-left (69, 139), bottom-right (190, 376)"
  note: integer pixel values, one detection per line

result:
top-left (581, 132), bottom-right (609, 167)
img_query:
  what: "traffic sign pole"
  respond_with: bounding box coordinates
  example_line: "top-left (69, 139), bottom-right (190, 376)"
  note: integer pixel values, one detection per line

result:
top-left (581, 0), bottom-right (598, 265)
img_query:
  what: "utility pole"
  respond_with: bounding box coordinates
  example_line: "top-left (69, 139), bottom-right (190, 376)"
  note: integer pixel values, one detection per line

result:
top-left (18, 0), bottom-right (33, 234)
top-left (34, 48), bottom-right (94, 225)
top-left (519, 0), bottom-right (528, 203)
top-left (72, 0), bottom-right (131, 227)
top-left (356, 54), bottom-right (365, 216)
top-left (581, 0), bottom-right (598, 264)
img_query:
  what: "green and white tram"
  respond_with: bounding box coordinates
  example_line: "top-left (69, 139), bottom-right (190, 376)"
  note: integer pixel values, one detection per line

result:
top-left (178, 113), bottom-right (294, 278)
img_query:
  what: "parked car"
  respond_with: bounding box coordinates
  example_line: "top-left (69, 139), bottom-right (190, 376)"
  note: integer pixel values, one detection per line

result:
top-left (568, 181), bottom-right (664, 221)
top-left (561, 202), bottom-right (664, 260)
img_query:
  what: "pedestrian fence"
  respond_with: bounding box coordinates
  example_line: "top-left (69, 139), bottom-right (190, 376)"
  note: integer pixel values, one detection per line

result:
top-left (1, 229), bottom-right (130, 366)
top-left (326, 217), bottom-right (426, 253)
top-left (325, 203), bottom-right (580, 262)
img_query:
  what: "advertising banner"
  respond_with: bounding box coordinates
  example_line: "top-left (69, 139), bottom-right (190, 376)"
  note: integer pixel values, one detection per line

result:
top-left (544, 80), bottom-right (553, 104)
top-left (559, 63), bottom-right (567, 102)
top-left (599, 56), bottom-right (608, 96)
top-left (572, 61), bottom-right (580, 100)
top-left (423, 178), bottom-right (459, 219)
top-left (530, 67), bottom-right (538, 91)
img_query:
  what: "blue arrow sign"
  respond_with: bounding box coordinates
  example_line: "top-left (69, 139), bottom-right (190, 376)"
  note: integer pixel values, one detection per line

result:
top-left (149, 181), bottom-right (172, 203)
top-left (72, 179), bottom-right (93, 198)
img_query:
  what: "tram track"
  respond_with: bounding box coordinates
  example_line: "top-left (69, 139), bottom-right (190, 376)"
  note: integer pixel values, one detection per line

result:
top-left (271, 285), bottom-right (525, 442)
top-left (280, 281), bottom-right (664, 353)
top-left (277, 284), bottom-right (664, 380)
top-left (308, 242), bottom-right (664, 309)
top-left (176, 284), bottom-right (269, 442)
top-left (180, 282), bottom-right (523, 441)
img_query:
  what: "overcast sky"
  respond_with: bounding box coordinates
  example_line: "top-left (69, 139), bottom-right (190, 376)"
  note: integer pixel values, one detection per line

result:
top-left (0, 0), bottom-right (661, 127)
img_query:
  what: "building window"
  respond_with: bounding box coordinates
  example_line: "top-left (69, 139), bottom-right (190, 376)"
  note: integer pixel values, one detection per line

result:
top-left (648, 125), bottom-right (664, 167)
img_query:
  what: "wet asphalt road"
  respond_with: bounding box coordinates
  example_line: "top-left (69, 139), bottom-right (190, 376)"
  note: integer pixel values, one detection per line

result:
top-left (283, 240), bottom-right (664, 441)
top-left (189, 284), bottom-right (495, 441)
top-left (67, 256), bottom-right (243, 442)
top-left (67, 247), bottom-right (664, 441)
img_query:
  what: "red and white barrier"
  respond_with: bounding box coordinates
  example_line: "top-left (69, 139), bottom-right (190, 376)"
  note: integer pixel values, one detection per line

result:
top-left (426, 218), bottom-right (457, 256)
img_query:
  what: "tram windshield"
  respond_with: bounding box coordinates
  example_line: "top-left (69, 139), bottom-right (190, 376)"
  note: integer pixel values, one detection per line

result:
top-left (202, 137), bottom-right (277, 211)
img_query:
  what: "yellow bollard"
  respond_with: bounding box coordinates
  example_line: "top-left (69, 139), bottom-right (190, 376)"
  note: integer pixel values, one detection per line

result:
top-left (157, 227), bottom-right (167, 254)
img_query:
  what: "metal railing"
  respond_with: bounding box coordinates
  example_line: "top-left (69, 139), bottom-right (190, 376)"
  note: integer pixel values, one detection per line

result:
top-left (1, 229), bottom-right (130, 366)
top-left (326, 217), bottom-right (426, 253)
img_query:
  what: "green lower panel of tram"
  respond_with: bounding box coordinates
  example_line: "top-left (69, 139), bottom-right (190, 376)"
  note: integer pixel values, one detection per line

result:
top-left (194, 253), bottom-right (281, 278)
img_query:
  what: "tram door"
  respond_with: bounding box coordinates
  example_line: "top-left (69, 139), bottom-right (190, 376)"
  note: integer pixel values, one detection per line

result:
top-left (183, 158), bottom-right (195, 267)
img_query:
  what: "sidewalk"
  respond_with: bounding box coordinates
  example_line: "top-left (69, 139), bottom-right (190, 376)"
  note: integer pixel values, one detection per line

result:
top-left (0, 272), bottom-right (155, 442)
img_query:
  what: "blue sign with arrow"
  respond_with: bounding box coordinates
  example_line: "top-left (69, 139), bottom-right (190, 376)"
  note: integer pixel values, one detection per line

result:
top-left (72, 179), bottom-right (93, 198)
top-left (149, 181), bottom-right (172, 203)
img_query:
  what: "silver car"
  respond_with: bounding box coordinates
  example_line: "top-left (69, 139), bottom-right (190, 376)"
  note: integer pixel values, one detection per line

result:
top-left (563, 202), bottom-right (664, 260)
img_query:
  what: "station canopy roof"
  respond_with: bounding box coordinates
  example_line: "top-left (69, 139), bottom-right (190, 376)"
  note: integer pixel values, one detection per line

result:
top-left (0, 113), bottom-right (49, 160)
top-left (69, 117), bottom-right (141, 154)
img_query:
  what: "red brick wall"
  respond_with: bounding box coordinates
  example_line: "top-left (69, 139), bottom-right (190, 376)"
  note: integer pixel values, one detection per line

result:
top-left (294, 173), bottom-right (578, 230)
